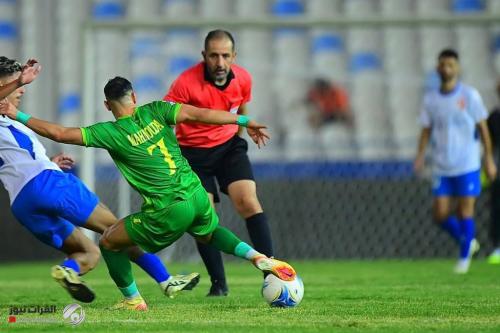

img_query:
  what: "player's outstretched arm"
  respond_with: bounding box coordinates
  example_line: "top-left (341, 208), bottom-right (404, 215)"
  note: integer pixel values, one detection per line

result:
top-left (0, 100), bottom-right (84, 145)
top-left (0, 59), bottom-right (41, 100)
top-left (176, 104), bottom-right (270, 148)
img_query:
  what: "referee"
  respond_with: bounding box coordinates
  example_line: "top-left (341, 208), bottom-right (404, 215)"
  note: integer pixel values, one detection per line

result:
top-left (164, 30), bottom-right (274, 296)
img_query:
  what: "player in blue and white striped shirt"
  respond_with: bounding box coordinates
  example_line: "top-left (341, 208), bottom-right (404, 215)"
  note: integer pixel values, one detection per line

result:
top-left (414, 49), bottom-right (497, 274)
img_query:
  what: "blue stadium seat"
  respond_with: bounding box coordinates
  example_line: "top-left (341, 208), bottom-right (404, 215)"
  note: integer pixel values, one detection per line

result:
top-left (312, 33), bottom-right (343, 54)
top-left (272, 0), bottom-right (307, 67)
top-left (92, 1), bottom-right (125, 19)
top-left (452, 0), bottom-right (484, 13)
top-left (349, 52), bottom-right (382, 73)
top-left (0, 20), bottom-right (16, 57)
top-left (169, 56), bottom-right (197, 75)
top-left (131, 36), bottom-right (164, 58)
top-left (272, 0), bottom-right (304, 16)
top-left (58, 93), bottom-right (81, 115)
top-left (132, 70), bottom-right (166, 105)
top-left (311, 32), bottom-right (346, 79)
top-left (494, 34), bottom-right (500, 53)
top-left (272, 0), bottom-right (305, 35)
top-left (347, 28), bottom-right (382, 60)
top-left (164, 29), bottom-right (199, 60)
top-left (133, 75), bottom-right (163, 92)
top-left (166, 28), bottom-right (198, 41)
top-left (0, 21), bottom-right (16, 39)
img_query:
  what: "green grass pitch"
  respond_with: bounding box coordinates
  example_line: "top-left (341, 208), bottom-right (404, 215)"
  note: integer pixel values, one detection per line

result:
top-left (1, 260), bottom-right (500, 332)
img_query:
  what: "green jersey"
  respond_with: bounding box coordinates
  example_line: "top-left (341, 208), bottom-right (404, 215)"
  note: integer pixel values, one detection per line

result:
top-left (81, 101), bottom-right (201, 211)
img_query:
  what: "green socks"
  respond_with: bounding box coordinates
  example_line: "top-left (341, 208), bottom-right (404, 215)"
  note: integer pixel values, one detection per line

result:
top-left (209, 226), bottom-right (259, 260)
top-left (208, 226), bottom-right (242, 254)
top-left (100, 246), bottom-right (140, 299)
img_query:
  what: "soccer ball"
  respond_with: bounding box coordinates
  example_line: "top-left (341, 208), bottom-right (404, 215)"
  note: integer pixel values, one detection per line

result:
top-left (261, 274), bottom-right (304, 307)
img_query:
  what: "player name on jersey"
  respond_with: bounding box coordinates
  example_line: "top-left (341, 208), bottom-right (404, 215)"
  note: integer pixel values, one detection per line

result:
top-left (127, 120), bottom-right (164, 146)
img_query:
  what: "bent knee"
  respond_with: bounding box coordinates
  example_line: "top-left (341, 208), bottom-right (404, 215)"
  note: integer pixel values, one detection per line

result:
top-left (432, 207), bottom-right (450, 222)
top-left (233, 196), bottom-right (262, 216)
top-left (457, 210), bottom-right (474, 220)
top-left (126, 246), bottom-right (144, 261)
top-left (99, 233), bottom-right (116, 251)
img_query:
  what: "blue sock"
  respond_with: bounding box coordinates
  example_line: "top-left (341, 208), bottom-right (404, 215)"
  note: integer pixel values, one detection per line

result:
top-left (61, 258), bottom-right (80, 274)
top-left (440, 216), bottom-right (461, 244)
top-left (459, 217), bottom-right (475, 259)
top-left (134, 253), bottom-right (170, 283)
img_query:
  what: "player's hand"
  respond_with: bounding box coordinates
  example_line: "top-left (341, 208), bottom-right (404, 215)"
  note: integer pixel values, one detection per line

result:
top-left (413, 154), bottom-right (425, 175)
top-left (484, 156), bottom-right (497, 181)
top-left (51, 153), bottom-right (75, 170)
top-left (18, 58), bottom-right (41, 86)
top-left (0, 98), bottom-right (18, 119)
top-left (247, 121), bottom-right (270, 149)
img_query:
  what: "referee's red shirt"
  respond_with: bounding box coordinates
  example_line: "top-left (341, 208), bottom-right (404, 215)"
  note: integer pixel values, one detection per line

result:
top-left (163, 62), bottom-right (252, 148)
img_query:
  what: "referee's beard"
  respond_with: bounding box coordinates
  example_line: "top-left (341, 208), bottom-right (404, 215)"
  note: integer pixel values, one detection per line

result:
top-left (213, 69), bottom-right (228, 85)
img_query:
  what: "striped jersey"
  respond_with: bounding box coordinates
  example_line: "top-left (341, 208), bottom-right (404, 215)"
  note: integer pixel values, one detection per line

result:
top-left (0, 116), bottom-right (60, 203)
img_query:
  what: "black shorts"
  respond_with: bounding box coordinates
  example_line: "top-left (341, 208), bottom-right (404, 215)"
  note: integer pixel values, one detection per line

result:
top-left (180, 135), bottom-right (255, 203)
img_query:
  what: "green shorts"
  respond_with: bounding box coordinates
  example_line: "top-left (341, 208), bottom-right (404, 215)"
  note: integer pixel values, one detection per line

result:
top-left (124, 186), bottom-right (219, 253)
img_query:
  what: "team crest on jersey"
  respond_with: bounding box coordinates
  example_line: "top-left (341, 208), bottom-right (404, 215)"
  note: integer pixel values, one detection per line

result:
top-left (133, 218), bottom-right (142, 224)
top-left (457, 97), bottom-right (466, 110)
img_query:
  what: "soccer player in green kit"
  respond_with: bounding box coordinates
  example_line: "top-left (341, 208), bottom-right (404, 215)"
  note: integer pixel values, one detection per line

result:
top-left (0, 76), bottom-right (296, 310)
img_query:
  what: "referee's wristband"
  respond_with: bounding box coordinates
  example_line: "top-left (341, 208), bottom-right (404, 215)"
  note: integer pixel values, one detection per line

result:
top-left (236, 115), bottom-right (250, 127)
top-left (16, 111), bottom-right (32, 125)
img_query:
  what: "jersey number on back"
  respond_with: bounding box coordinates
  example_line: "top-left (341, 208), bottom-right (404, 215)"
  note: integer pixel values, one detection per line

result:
top-left (147, 138), bottom-right (176, 175)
